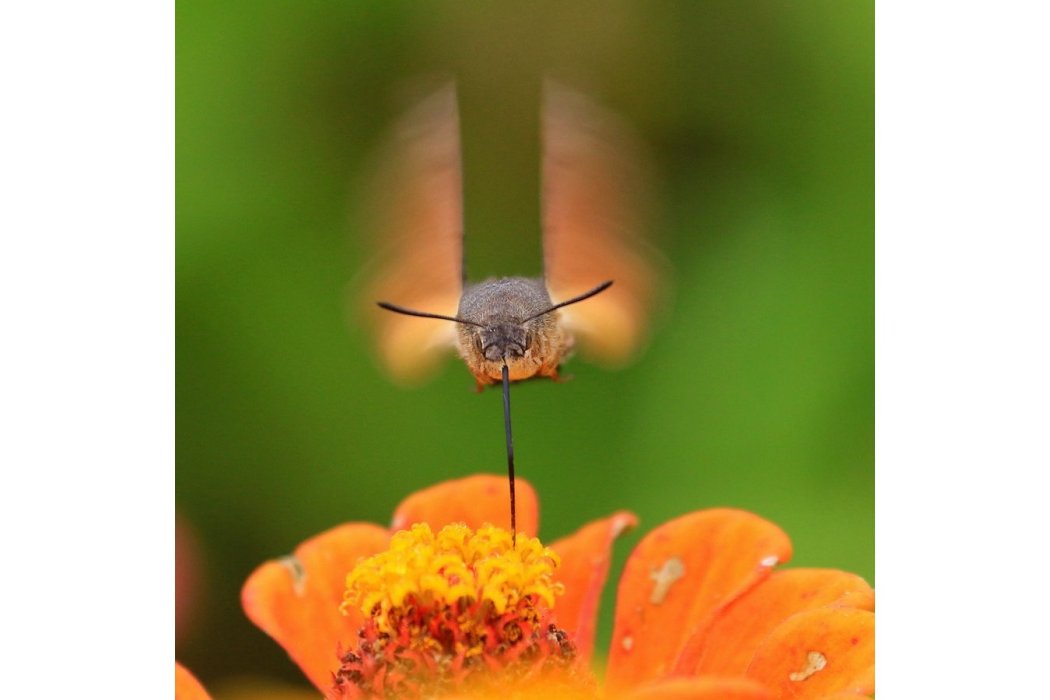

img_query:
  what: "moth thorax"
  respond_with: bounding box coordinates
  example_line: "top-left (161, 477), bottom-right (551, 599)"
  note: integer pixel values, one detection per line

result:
top-left (457, 277), bottom-right (555, 324)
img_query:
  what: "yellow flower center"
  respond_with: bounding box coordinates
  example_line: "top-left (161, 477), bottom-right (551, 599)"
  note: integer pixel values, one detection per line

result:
top-left (333, 523), bottom-right (587, 699)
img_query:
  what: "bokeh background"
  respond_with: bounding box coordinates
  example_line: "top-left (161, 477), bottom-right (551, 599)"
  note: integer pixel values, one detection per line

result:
top-left (177, 0), bottom-right (873, 693)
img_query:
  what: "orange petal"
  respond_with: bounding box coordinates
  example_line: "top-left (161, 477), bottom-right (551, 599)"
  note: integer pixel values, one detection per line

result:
top-left (175, 662), bottom-right (212, 700)
top-left (241, 523), bottom-right (390, 693)
top-left (441, 679), bottom-right (596, 700)
top-left (390, 474), bottom-right (538, 536)
top-left (682, 568), bottom-right (874, 676)
top-left (745, 607), bottom-right (875, 698)
top-left (623, 676), bottom-right (774, 700)
top-left (211, 676), bottom-right (334, 700)
top-left (549, 511), bottom-right (638, 660)
top-left (606, 509), bottom-right (792, 691)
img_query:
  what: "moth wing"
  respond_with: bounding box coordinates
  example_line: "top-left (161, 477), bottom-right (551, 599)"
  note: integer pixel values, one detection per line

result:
top-left (357, 83), bottom-right (464, 384)
top-left (541, 80), bottom-right (665, 366)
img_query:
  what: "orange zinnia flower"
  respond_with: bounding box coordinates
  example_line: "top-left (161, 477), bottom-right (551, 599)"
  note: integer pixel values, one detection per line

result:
top-left (176, 661), bottom-right (213, 700)
top-left (242, 475), bottom-right (874, 699)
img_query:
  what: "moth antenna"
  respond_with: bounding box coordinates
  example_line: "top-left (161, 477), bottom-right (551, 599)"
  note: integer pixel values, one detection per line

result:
top-left (501, 362), bottom-right (516, 548)
top-left (522, 280), bottom-right (614, 322)
top-left (375, 301), bottom-right (485, 327)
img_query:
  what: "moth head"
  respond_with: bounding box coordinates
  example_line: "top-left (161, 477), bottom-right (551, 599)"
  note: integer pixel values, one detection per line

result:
top-left (479, 323), bottom-right (529, 362)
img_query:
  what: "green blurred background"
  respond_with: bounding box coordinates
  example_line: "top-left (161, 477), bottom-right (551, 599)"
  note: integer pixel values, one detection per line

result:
top-left (177, 0), bottom-right (873, 691)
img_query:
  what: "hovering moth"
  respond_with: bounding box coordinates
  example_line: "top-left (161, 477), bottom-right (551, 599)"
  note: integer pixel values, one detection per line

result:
top-left (359, 80), bottom-right (662, 538)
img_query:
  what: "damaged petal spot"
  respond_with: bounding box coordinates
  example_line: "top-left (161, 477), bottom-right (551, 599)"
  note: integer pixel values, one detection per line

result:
top-left (278, 555), bottom-right (307, 596)
top-left (621, 635), bottom-right (634, 652)
top-left (760, 555), bottom-right (779, 568)
top-left (788, 650), bottom-right (827, 682)
top-left (648, 556), bottom-right (686, 604)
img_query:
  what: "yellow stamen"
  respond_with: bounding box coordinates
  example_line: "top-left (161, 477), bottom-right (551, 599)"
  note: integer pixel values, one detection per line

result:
top-left (341, 523), bottom-right (563, 631)
top-left (332, 523), bottom-right (582, 699)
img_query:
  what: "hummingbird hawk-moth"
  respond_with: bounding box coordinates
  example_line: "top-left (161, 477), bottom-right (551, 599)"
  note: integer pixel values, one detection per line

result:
top-left (360, 81), bottom-right (662, 539)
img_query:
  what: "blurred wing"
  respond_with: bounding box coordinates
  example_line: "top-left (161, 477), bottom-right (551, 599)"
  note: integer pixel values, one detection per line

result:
top-left (359, 83), bottom-right (464, 383)
top-left (542, 80), bottom-right (664, 366)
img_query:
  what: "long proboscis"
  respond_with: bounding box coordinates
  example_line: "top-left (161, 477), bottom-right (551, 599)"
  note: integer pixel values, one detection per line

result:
top-left (501, 362), bottom-right (516, 547)
top-left (378, 280), bottom-right (612, 546)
